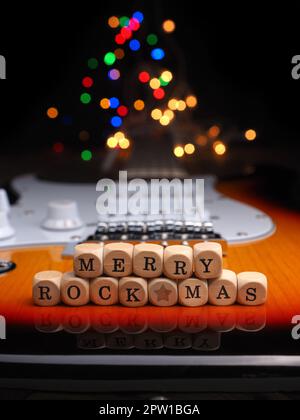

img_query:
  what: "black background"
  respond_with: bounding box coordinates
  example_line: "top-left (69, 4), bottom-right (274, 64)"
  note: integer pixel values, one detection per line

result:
top-left (0, 1), bottom-right (299, 150)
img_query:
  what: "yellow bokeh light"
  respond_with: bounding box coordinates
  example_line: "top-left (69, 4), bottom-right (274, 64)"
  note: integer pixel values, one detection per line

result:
top-left (151, 109), bottom-right (162, 120)
top-left (108, 16), bottom-right (119, 28)
top-left (213, 141), bottom-right (226, 156)
top-left (168, 99), bottom-right (178, 111)
top-left (161, 70), bottom-right (173, 83)
top-left (163, 19), bottom-right (176, 33)
top-left (208, 125), bottom-right (221, 138)
top-left (114, 131), bottom-right (125, 140)
top-left (134, 100), bottom-right (145, 111)
top-left (160, 116), bottom-right (170, 126)
top-left (47, 107), bottom-right (59, 119)
top-left (149, 78), bottom-right (161, 90)
top-left (164, 109), bottom-right (175, 121)
top-left (173, 146), bottom-right (185, 158)
top-left (177, 100), bottom-right (187, 111)
top-left (107, 137), bottom-right (118, 149)
top-left (184, 143), bottom-right (195, 155)
top-left (186, 95), bottom-right (198, 108)
top-left (100, 98), bottom-right (110, 109)
top-left (119, 138), bottom-right (130, 150)
top-left (245, 129), bottom-right (257, 141)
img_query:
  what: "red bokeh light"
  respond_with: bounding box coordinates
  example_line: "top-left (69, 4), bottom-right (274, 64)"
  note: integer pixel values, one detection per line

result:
top-left (139, 71), bottom-right (150, 83)
top-left (117, 106), bottom-right (129, 117)
top-left (115, 34), bottom-right (126, 45)
top-left (82, 77), bottom-right (94, 88)
top-left (153, 88), bottom-right (165, 100)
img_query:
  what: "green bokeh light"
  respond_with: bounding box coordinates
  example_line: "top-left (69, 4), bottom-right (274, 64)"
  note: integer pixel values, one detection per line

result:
top-left (80, 93), bottom-right (92, 104)
top-left (159, 77), bottom-right (169, 87)
top-left (104, 52), bottom-right (116, 66)
top-left (81, 150), bottom-right (92, 161)
top-left (119, 16), bottom-right (130, 27)
top-left (87, 58), bottom-right (99, 70)
top-left (147, 34), bottom-right (158, 46)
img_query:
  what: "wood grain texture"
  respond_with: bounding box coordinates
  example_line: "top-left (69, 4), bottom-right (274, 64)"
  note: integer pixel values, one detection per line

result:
top-left (0, 178), bottom-right (299, 327)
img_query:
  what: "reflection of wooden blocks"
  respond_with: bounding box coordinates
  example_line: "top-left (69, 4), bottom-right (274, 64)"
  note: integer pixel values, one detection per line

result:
top-left (119, 310), bottom-right (148, 335)
top-left (178, 278), bottom-right (208, 307)
top-left (106, 332), bottom-right (134, 350)
top-left (207, 306), bottom-right (236, 332)
top-left (63, 312), bottom-right (90, 334)
top-left (163, 245), bottom-right (193, 280)
top-left (134, 331), bottom-right (164, 350)
top-left (133, 243), bottom-right (164, 278)
top-left (208, 269), bottom-right (237, 306)
top-left (92, 308), bottom-right (119, 334)
top-left (119, 277), bottom-right (148, 307)
top-left (90, 277), bottom-right (119, 306)
top-left (104, 243), bottom-right (134, 277)
top-left (177, 308), bottom-right (208, 333)
top-left (192, 331), bottom-right (221, 351)
top-left (236, 307), bottom-right (267, 332)
top-left (61, 272), bottom-right (90, 307)
top-left (237, 272), bottom-right (268, 306)
top-left (77, 332), bottom-right (106, 350)
top-left (164, 332), bottom-right (192, 349)
top-left (74, 243), bottom-right (103, 279)
top-left (33, 271), bottom-right (62, 307)
top-left (148, 278), bottom-right (178, 307)
top-left (194, 242), bottom-right (222, 279)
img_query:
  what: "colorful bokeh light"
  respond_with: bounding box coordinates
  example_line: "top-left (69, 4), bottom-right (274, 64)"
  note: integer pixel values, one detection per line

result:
top-left (245, 129), bottom-right (257, 141)
top-left (129, 39), bottom-right (141, 51)
top-left (132, 11), bottom-right (144, 23)
top-left (108, 16), bottom-right (119, 29)
top-left (213, 141), bottom-right (226, 156)
top-left (104, 52), bottom-right (116, 66)
top-left (151, 109), bottom-right (162, 120)
top-left (117, 105), bottom-right (129, 117)
top-left (119, 16), bottom-right (130, 27)
top-left (149, 78), bottom-right (161, 89)
top-left (153, 88), bottom-right (165, 100)
top-left (139, 71), bottom-right (150, 83)
top-left (81, 150), bottom-right (92, 161)
top-left (151, 48), bottom-right (165, 60)
top-left (109, 97), bottom-right (120, 109)
top-left (111, 116), bottom-right (123, 128)
top-left (174, 146), bottom-right (185, 158)
top-left (134, 100), bottom-right (145, 111)
top-left (82, 76), bottom-right (94, 88)
top-left (163, 19), bottom-right (176, 33)
top-left (100, 98), bottom-right (110, 109)
top-left (47, 107), bottom-right (59, 119)
top-left (108, 69), bottom-right (121, 80)
top-left (80, 93), bottom-right (92, 104)
top-left (87, 58), bottom-right (98, 70)
top-left (147, 34), bottom-right (158, 46)
top-left (186, 95), bottom-right (198, 108)
top-left (184, 143), bottom-right (195, 155)
top-left (53, 142), bottom-right (64, 154)
top-left (114, 48), bottom-right (125, 59)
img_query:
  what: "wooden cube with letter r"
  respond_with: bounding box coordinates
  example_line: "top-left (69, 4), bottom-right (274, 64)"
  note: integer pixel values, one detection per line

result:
top-left (74, 243), bottom-right (103, 279)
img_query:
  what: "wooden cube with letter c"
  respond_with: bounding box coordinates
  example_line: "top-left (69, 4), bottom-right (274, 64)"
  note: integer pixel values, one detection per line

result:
top-left (193, 242), bottom-right (223, 279)
top-left (133, 243), bottom-right (164, 278)
top-left (104, 242), bottom-right (134, 277)
top-left (61, 272), bottom-right (90, 306)
top-left (74, 243), bottom-right (103, 279)
top-left (163, 245), bottom-right (193, 280)
top-left (90, 277), bottom-right (119, 306)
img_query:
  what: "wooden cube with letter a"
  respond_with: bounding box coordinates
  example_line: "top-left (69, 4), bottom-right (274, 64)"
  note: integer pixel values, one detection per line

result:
top-left (61, 272), bottom-right (90, 306)
top-left (237, 272), bottom-right (268, 306)
top-left (119, 277), bottom-right (148, 307)
top-left (133, 243), bottom-right (164, 278)
top-left (178, 278), bottom-right (208, 307)
top-left (193, 242), bottom-right (222, 279)
top-left (33, 271), bottom-right (62, 307)
top-left (208, 269), bottom-right (237, 306)
top-left (74, 243), bottom-right (103, 279)
top-left (104, 242), bottom-right (134, 277)
top-left (163, 245), bottom-right (193, 280)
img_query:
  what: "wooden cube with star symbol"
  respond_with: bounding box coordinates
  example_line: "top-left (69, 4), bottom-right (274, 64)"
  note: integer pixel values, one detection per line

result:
top-left (148, 278), bottom-right (178, 307)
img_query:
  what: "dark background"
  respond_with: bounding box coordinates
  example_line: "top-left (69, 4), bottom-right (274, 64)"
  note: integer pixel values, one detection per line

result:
top-left (0, 1), bottom-right (299, 153)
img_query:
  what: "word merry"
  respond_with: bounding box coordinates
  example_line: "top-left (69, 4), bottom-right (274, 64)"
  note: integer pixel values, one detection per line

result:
top-left (0, 55), bottom-right (6, 79)
top-left (33, 242), bottom-right (268, 308)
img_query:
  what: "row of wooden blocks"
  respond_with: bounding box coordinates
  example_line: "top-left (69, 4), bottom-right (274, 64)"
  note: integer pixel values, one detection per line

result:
top-left (33, 269), bottom-right (268, 307)
top-left (72, 242), bottom-right (225, 280)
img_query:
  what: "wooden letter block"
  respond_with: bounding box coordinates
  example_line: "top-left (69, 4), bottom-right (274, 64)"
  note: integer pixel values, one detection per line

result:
top-left (178, 278), bottom-right (208, 307)
top-left (237, 272), bottom-right (268, 306)
top-left (74, 243), bottom-right (103, 279)
top-left (119, 277), bottom-right (148, 307)
top-left (104, 242), bottom-right (133, 277)
top-left (133, 243), bottom-right (164, 278)
top-left (163, 245), bottom-right (193, 280)
top-left (193, 242), bottom-right (222, 279)
top-left (61, 272), bottom-right (90, 307)
top-left (90, 277), bottom-right (119, 306)
top-left (33, 271), bottom-right (62, 307)
top-left (208, 269), bottom-right (237, 306)
top-left (148, 278), bottom-right (178, 307)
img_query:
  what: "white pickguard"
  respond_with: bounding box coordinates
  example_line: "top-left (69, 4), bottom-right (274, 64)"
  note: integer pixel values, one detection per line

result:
top-left (0, 174), bottom-right (275, 248)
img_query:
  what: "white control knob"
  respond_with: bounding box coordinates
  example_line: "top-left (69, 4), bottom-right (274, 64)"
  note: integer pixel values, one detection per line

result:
top-left (0, 211), bottom-right (15, 240)
top-left (42, 200), bottom-right (83, 231)
top-left (0, 189), bottom-right (10, 214)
